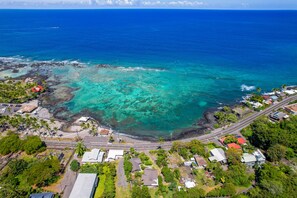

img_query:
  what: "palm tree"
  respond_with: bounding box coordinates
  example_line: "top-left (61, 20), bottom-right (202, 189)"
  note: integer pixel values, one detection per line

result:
top-left (256, 87), bottom-right (261, 94)
top-left (282, 84), bottom-right (287, 90)
top-left (75, 142), bottom-right (86, 157)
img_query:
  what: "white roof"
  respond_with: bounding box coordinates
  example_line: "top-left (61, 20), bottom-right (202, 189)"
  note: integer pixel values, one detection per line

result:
top-left (241, 153), bottom-right (256, 163)
top-left (107, 150), bottom-right (124, 161)
top-left (284, 90), bottom-right (296, 95)
top-left (253, 149), bottom-right (266, 161)
top-left (82, 149), bottom-right (105, 163)
top-left (185, 181), bottom-right (196, 188)
top-left (209, 148), bottom-right (226, 162)
top-left (69, 173), bottom-right (97, 198)
top-left (77, 116), bottom-right (90, 122)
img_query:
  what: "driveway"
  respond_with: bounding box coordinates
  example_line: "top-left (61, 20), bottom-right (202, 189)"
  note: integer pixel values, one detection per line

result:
top-left (117, 158), bottom-right (128, 187)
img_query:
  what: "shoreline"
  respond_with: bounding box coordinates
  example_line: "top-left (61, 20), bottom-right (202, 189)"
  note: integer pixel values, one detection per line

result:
top-left (1, 56), bottom-right (293, 142)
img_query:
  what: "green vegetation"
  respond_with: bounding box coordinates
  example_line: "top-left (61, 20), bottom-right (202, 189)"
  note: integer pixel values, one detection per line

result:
top-left (123, 155), bottom-right (133, 181)
top-left (214, 106), bottom-right (238, 126)
top-left (0, 157), bottom-right (60, 198)
top-left (0, 80), bottom-right (40, 103)
top-left (248, 116), bottom-right (297, 159)
top-left (81, 163), bottom-right (116, 198)
top-left (0, 114), bottom-right (51, 132)
top-left (131, 185), bottom-right (151, 198)
top-left (70, 159), bottom-right (80, 172)
top-left (170, 140), bottom-right (209, 160)
top-left (139, 152), bottom-right (153, 166)
top-left (0, 134), bottom-right (46, 155)
top-left (248, 163), bottom-right (297, 198)
top-left (75, 141), bottom-right (86, 157)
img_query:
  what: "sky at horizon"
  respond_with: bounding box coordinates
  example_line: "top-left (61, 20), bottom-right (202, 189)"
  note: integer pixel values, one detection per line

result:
top-left (0, 0), bottom-right (296, 10)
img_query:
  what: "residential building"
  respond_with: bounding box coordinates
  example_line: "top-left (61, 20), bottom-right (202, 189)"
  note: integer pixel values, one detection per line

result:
top-left (208, 148), bottom-right (227, 164)
top-left (106, 150), bottom-right (124, 161)
top-left (253, 149), bottom-right (266, 165)
top-left (237, 137), bottom-right (247, 145)
top-left (82, 149), bottom-right (105, 164)
top-left (29, 192), bottom-right (54, 198)
top-left (130, 158), bottom-right (141, 172)
top-left (227, 143), bottom-right (241, 150)
top-left (69, 173), bottom-right (98, 198)
top-left (241, 153), bottom-right (257, 167)
top-left (194, 155), bottom-right (207, 169)
top-left (270, 112), bottom-right (289, 121)
top-left (142, 168), bottom-right (158, 186)
top-left (285, 103), bottom-right (297, 115)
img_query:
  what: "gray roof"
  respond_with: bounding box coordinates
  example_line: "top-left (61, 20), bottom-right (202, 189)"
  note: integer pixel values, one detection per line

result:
top-left (142, 169), bottom-right (158, 186)
top-left (29, 192), bottom-right (54, 198)
top-left (130, 158), bottom-right (141, 172)
top-left (69, 173), bottom-right (98, 198)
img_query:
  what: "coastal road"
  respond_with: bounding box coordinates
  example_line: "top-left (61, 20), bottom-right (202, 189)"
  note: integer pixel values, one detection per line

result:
top-left (44, 94), bottom-right (297, 151)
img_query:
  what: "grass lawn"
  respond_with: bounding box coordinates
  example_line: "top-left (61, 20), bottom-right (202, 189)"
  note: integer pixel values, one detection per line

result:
top-left (94, 175), bottom-right (106, 198)
top-left (116, 186), bottom-right (131, 198)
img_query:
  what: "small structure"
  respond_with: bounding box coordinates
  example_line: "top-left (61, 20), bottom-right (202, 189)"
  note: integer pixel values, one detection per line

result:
top-left (284, 90), bottom-right (297, 95)
top-left (270, 112), bottom-right (289, 121)
top-left (194, 155), bottom-right (207, 169)
top-left (130, 158), bottom-right (141, 172)
top-left (31, 85), bottom-right (44, 93)
top-left (270, 95), bottom-right (278, 101)
top-left (285, 103), bottom-right (297, 115)
top-left (185, 180), bottom-right (196, 189)
top-left (232, 107), bottom-right (252, 118)
top-left (208, 148), bottom-right (227, 164)
top-left (99, 129), bottom-right (110, 136)
top-left (82, 149), bottom-right (105, 164)
top-left (184, 161), bottom-right (193, 167)
top-left (227, 143), bottom-right (241, 150)
top-left (142, 168), bottom-right (158, 186)
top-left (29, 192), bottom-right (54, 198)
top-left (18, 105), bottom-right (38, 114)
top-left (69, 173), bottom-right (98, 198)
top-left (106, 150), bottom-right (124, 161)
top-left (77, 116), bottom-right (90, 123)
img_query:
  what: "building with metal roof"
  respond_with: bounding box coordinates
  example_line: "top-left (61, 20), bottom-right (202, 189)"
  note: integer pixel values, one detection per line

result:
top-left (69, 173), bottom-right (98, 198)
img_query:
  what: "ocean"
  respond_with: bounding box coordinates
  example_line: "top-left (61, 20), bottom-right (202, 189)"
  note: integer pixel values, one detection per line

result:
top-left (0, 9), bottom-right (297, 138)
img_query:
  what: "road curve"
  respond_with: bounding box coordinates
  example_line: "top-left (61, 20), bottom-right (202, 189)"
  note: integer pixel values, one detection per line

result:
top-left (45, 94), bottom-right (297, 151)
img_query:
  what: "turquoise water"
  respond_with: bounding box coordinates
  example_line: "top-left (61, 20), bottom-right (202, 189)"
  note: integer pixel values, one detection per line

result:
top-left (1, 10), bottom-right (297, 137)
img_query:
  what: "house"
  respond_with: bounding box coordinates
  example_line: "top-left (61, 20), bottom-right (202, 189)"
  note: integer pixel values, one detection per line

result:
top-left (241, 149), bottom-right (266, 167)
top-left (185, 180), bottom-right (196, 189)
top-left (227, 143), bottom-right (241, 150)
top-left (82, 149), bottom-right (105, 164)
top-left (270, 112), bottom-right (289, 121)
top-left (29, 192), bottom-right (54, 198)
top-left (241, 153), bottom-right (257, 167)
top-left (130, 158), bottom-right (141, 172)
top-left (208, 148), bottom-right (227, 164)
top-left (142, 168), bottom-right (158, 186)
top-left (106, 150), bottom-right (124, 161)
top-left (232, 107), bottom-right (252, 118)
top-left (194, 155), bottom-right (207, 169)
top-left (285, 103), bottom-right (297, 115)
top-left (253, 149), bottom-right (266, 165)
top-left (69, 173), bottom-right (98, 198)
top-left (237, 137), bottom-right (247, 145)
top-left (270, 95), bottom-right (278, 101)
top-left (284, 90), bottom-right (297, 95)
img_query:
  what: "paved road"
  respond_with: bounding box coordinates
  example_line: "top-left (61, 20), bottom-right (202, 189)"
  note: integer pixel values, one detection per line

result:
top-left (45, 94), bottom-right (297, 151)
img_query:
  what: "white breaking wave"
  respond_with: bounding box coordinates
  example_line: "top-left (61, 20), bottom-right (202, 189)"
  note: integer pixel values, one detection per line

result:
top-left (241, 84), bottom-right (256, 92)
top-left (117, 66), bottom-right (164, 72)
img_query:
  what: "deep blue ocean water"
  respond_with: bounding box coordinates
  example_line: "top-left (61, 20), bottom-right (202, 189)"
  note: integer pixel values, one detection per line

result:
top-left (0, 10), bottom-right (297, 137)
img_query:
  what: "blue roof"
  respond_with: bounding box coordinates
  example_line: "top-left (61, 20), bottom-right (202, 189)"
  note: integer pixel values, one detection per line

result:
top-left (30, 192), bottom-right (54, 198)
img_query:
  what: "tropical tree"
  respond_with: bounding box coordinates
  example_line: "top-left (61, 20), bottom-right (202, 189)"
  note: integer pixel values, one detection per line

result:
top-left (75, 142), bottom-right (86, 157)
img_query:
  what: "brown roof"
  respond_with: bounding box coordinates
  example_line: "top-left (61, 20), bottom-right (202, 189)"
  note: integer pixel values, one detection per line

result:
top-left (194, 155), bottom-right (207, 167)
top-left (286, 104), bottom-right (297, 112)
top-left (100, 129), bottom-right (110, 135)
top-left (142, 169), bottom-right (158, 186)
top-left (20, 105), bottom-right (38, 113)
top-left (130, 158), bottom-right (141, 172)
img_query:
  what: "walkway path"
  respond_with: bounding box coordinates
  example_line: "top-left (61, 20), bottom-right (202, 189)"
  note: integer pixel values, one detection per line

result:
top-left (117, 158), bottom-right (128, 187)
